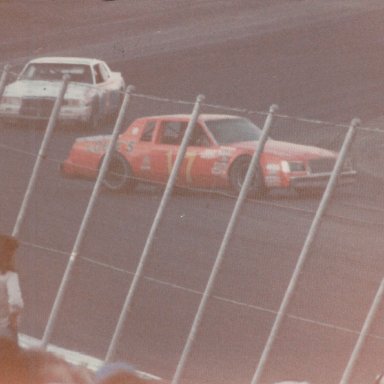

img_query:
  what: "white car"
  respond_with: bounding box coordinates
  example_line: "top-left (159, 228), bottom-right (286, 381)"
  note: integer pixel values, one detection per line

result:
top-left (0, 57), bottom-right (125, 130)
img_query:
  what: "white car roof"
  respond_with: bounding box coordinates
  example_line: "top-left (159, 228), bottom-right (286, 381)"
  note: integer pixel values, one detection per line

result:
top-left (28, 57), bottom-right (103, 66)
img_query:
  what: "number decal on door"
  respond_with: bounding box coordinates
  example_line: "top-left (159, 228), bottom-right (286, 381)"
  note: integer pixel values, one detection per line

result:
top-left (166, 151), bottom-right (197, 183)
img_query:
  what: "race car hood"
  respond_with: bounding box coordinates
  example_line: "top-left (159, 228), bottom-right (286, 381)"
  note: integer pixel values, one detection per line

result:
top-left (231, 139), bottom-right (336, 160)
top-left (76, 134), bottom-right (111, 143)
top-left (72, 134), bottom-right (112, 153)
top-left (3, 80), bottom-right (94, 100)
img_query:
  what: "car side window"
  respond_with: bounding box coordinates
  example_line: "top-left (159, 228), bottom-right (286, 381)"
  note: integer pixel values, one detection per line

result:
top-left (93, 64), bottom-right (104, 84)
top-left (141, 121), bottom-right (156, 142)
top-left (160, 121), bottom-right (188, 145)
top-left (21, 64), bottom-right (38, 80)
top-left (99, 63), bottom-right (110, 80)
top-left (71, 65), bottom-right (93, 84)
top-left (189, 125), bottom-right (211, 147)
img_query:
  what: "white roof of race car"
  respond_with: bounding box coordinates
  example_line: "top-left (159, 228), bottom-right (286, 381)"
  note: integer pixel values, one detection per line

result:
top-left (28, 57), bottom-right (103, 66)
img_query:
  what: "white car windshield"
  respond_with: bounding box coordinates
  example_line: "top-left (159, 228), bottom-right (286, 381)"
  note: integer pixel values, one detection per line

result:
top-left (19, 63), bottom-right (93, 84)
top-left (205, 118), bottom-right (262, 144)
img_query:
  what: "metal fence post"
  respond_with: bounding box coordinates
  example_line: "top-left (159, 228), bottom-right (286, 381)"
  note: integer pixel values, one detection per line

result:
top-left (339, 278), bottom-right (384, 384)
top-left (251, 117), bottom-right (360, 384)
top-left (105, 94), bottom-right (205, 362)
top-left (41, 85), bottom-right (134, 348)
top-left (12, 75), bottom-right (69, 238)
top-left (171, 104), bottom-right (278, 384)
top-left (0, 64), bottom-right (10, 98)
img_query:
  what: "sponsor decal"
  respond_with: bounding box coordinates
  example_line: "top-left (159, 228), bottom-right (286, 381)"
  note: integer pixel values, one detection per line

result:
top-left (219, 147), bottom-right (235, 156)
top-left (131, 127), bottom-right (140, 135)
top-left (211, 161), bottom-right (227, 175)
top-left (117, 140), bottom-right (135, 153)
top-left (218, 147), bottom-right (235, 162)
top-left (264, 175), bottom-right (282, 187)
top-left (167, 150), bottom-right (197, 183)
top-left (141, 156), bottom-right (151, 171)
top-left (200, 149), bottom-right (218, 159)
top-left (265, 163), bottom-right (281, 174)
top-left (125, 140), bottom-right (135, 153)
top-left (200, 147), bottom-right (234, 160)
top-left (77, 135), bottom-right (110, 142)
top-left (86, 141), bottom-right (108, 154)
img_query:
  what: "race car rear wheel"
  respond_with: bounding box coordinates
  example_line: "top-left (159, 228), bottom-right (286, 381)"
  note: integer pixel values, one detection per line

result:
top-left (101, 153), bottom-right (137, 192)
top-left (229, 156), bottom-right (267, 197)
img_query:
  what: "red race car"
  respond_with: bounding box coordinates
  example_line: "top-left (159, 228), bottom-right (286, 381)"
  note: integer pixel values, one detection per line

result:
top-left (60, 114), bottom-right (356, 195)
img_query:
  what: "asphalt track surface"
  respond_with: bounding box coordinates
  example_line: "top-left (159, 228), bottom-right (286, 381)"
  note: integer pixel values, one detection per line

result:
top-left (2, 1), bottom-right (384, 383)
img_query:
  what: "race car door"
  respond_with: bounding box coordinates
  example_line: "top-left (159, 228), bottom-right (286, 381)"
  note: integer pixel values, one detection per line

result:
top-left (93, 62), bottom-right (120, 113)
top-left (185, 123), bottom-right (217, 188)
top-left (151, 119), bottom-right (216, 187)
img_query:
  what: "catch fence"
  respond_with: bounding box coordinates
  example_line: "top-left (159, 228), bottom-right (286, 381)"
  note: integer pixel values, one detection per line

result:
top-left (1, 67), bottom-right (384, 384)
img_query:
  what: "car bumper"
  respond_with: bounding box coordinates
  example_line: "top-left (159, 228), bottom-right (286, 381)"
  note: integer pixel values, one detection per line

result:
top-left (289, 170), bottom-right (357, 189)
top-left (0, 104), bottom-right (92, 124)
top-left (60, 159), bottom-right (98, 179)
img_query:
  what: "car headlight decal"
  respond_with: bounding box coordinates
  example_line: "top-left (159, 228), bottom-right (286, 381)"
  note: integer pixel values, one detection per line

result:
top-left (281, 160), bottom-right (305, 173)
top-left (265, 163), bottom-right (281, 175)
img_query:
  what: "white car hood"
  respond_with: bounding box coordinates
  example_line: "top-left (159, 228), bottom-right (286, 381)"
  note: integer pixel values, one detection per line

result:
top-left (3, 80), bottom-right (94, 99)
top-left (231, 139), bottom-right (336, 160)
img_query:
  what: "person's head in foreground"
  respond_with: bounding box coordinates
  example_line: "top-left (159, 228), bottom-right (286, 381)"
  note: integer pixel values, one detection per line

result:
top-left (95, 362), bottom-right (152, 384)
top-left (0, 340), bottom-right (94, 384)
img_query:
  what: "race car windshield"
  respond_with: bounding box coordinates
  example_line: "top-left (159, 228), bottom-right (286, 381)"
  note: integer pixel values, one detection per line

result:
top-left (20, 63), bottom-right (93, 84)
top-left (205, 118), bottom-right (262, 144)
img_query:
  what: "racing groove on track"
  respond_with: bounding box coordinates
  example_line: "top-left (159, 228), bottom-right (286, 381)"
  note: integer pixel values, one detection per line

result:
top-left (2, 2), bottom-right (384, 383)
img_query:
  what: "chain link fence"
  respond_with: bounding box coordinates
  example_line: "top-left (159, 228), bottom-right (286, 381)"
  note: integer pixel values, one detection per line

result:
top-left (1, 65), bottom-right (384, 384)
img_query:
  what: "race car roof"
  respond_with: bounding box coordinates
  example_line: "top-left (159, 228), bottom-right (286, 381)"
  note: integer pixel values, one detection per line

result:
top-left (28, 57), bottom-right (103, 66)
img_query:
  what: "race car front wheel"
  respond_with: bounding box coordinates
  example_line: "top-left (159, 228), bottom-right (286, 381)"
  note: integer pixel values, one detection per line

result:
top-left (229, 156), bottom-right (267, 197)
top-left (101, 153), bottom-right (137, 192)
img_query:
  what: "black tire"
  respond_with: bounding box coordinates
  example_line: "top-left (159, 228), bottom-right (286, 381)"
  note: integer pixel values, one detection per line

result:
top-left (102, 154), bottom-right (137, 192)
top-left (229, 156), bottom-right (267, 197)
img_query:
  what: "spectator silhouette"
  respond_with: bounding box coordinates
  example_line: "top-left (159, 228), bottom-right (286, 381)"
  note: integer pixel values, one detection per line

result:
top-left (0, 342), bottom-right (95, 384)
top-left (22, 348), bottom-right (94, 384)
top-left (95, 362), bottom-right (152, 384)
top-left (0, 336), bottom-right (28, 384)
top-left (0, 234), bottom-right (23, 342)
